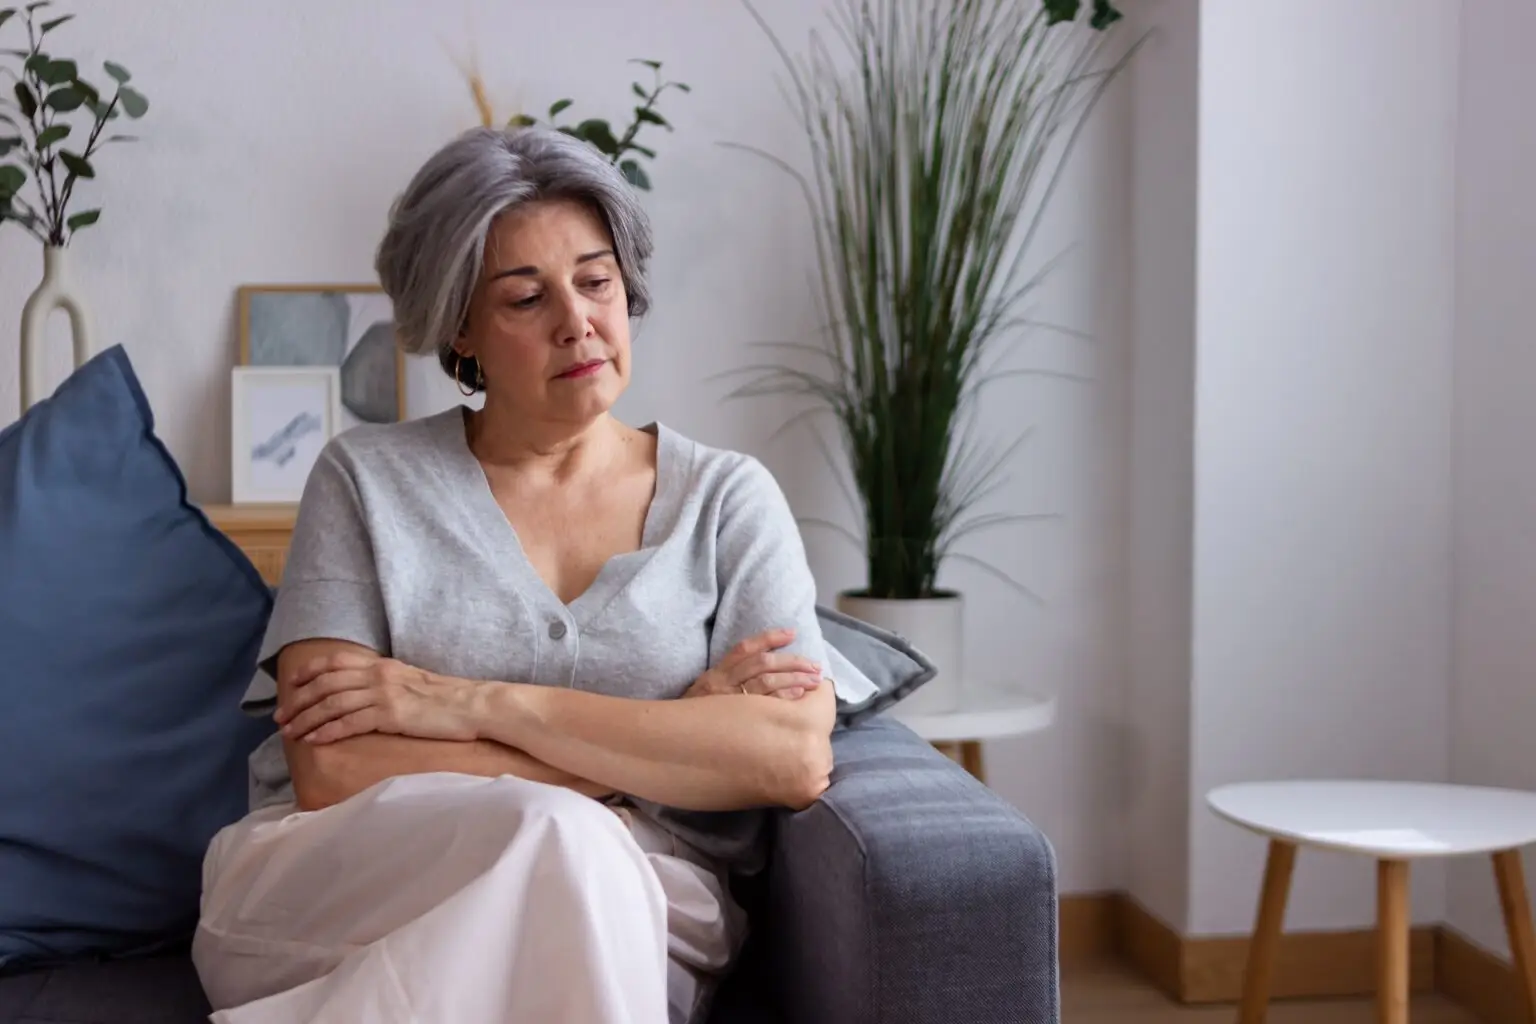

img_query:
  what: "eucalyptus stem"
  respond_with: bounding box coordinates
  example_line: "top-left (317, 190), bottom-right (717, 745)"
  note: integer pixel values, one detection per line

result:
top-left (0, 2), bottom-right (149, 245)
top-left (55, 90), bottom-right (113, 224)
top-left (505, 58), bottom-right (689, 192)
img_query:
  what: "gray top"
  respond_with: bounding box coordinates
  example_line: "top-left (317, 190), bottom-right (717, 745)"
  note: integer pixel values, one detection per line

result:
top-left (239, 406), bottom-right (875, 875)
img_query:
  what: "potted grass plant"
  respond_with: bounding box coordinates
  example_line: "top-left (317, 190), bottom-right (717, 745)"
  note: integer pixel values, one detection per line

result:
top-left (730, 0), bottom-right (1132, 714)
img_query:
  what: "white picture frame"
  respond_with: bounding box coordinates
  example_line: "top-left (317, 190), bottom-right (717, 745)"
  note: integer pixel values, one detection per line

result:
top-left (231, 366), bottom-right (344, 504)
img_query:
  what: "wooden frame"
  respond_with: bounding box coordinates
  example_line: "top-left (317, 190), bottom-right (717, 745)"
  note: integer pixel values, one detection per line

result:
top-left (237, 283), bottom-right (408, 423)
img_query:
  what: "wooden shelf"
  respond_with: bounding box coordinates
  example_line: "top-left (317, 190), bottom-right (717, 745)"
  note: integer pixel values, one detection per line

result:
top-left (202, 503), bottom-right (298, 585)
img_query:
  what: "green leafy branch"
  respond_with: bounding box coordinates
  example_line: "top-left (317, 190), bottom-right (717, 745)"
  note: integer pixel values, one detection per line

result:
top-left (0, 1), bottom-right (147, 245)
top-left (510, 59), bottom-right (690, 191)
top-left (1043, 0), bottom-right (1123, 30)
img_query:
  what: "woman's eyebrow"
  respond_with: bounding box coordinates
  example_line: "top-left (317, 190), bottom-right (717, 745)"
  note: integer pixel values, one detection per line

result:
top-left (490, 249), bottom-right (616, 281)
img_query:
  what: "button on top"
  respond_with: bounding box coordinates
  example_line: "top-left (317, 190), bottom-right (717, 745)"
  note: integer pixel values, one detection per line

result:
top-left (548, 620), bottom-right (568, 640)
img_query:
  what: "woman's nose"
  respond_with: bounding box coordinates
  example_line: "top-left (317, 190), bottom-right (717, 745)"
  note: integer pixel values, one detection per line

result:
top-left (551, 290), bottom-right (588, 345)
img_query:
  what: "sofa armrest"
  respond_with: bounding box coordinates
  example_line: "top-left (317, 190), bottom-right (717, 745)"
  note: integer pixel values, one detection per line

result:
top-left (764, 716), bottom-right (1060, 1024)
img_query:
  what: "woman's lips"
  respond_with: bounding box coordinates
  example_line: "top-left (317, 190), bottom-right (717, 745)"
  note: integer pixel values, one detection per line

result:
top-left (557, 359), bottom-right (607, 379)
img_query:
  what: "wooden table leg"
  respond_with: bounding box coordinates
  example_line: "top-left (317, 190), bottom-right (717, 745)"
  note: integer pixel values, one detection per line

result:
top-left (931, 741), bottom-right (986, 783)
top-left (960, 740), bottom-right (985, 783)
top-left (1377, 859), bottom-right (1410, 1024)
top-left (1239, 839), bottom-right (1296, 1024)
top-left (1492, 849), bottom-right (1536, 1022)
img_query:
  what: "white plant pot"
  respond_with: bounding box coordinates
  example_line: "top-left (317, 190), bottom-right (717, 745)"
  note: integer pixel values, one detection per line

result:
top-left (835, 591), bottom-right (964, 717)
top-left (20, 245), bottom-right (96, 414)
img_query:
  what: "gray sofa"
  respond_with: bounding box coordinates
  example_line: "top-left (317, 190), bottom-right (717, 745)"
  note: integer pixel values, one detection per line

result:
top-left (0, 717), bottom-right (1060, 1024)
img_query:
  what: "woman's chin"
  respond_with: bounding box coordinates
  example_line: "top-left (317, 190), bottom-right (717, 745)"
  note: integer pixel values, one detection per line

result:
top-left (548, 386), bottom-right (624, 423)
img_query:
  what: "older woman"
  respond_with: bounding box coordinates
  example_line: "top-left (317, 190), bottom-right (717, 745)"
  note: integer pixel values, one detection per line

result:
top-left (190, 125), bottom-right (876, 1024)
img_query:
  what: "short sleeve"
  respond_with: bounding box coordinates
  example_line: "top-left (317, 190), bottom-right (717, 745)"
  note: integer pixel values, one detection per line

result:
top-left (710, 457), bottom-right (876, 706)
top-left (241, 444), bottom-right (390, 715)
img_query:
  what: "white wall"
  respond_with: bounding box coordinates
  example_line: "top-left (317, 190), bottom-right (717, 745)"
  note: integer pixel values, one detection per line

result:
top-left (0, 1), bottom-right (1133, 895)
top-left (1447, 0), bottom-right (1536, 960)
top-left (970, 29), bottom-right (1135, 901)
top-left (1123, 0), bottom-right (1198, 933)
top-left (1187, 0), bottom-right (1459, 935)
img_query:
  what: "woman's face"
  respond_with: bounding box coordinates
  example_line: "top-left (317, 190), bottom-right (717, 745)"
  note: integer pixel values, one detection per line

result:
top-left (456, 197), bottom-right (631, 425)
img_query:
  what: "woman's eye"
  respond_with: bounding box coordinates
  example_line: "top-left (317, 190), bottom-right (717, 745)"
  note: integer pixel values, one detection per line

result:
top-left (510, 295), bottom-right (540, 309)
top-left (583, 278), bottom-right (611, 290)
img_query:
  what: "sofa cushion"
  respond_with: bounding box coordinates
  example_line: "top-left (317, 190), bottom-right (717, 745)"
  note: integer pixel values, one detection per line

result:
top-left (0, 943), bottom-right (778, 1024)
top-left (0, 345), bottom-right (275, 971)
top-left (0, 951), bottom-right (210, 1024)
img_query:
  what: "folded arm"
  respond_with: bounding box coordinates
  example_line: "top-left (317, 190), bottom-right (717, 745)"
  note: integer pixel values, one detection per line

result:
top-left (475, 673), bottom-right (836, 812)
top-left (277, 638), bottom-right (611, 811)
top-left (278, 635), bottom-right (833, 813)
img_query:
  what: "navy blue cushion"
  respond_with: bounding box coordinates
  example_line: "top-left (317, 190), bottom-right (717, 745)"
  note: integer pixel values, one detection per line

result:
top-left (0, 345), bottom-right (274, 971)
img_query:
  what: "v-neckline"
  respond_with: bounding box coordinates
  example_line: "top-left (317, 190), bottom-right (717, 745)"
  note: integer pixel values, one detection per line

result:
top-left (440, 406), bottom-right (676, 620)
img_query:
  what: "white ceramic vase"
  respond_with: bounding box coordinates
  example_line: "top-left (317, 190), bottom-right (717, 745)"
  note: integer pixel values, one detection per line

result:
top-left (20, 245), bottom-right (97, 413)
top-left (835, 591), bottom-right (965, 716)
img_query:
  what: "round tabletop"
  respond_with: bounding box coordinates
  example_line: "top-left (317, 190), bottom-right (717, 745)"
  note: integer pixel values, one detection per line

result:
top-left (891, 687), bottom-right (1056, 742)
top-left (1206, 780), bottom-right (1536, 859)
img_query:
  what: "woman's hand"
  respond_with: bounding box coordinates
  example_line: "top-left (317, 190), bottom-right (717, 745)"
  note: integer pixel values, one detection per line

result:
top-left (275, 650), bottom-right (485, 745)
top-left (684, 628), bottom-right (823, 700)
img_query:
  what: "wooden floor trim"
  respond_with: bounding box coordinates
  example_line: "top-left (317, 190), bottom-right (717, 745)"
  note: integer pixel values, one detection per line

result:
top-left (1436, 926), bottom-right (1527, 1024)
top-left (1059, 890), bottom-right (1120, 969)
top-left (1115, 893), bottom-right (1184, 997)
top-left (1062, 892), bottom-right (1458, 1007)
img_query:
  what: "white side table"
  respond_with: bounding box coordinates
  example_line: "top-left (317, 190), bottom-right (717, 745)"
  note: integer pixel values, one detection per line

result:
top-left (891, 688), bottom-right (1056, 783)
top-left (1207, 780), bottom-right (1536, 1024)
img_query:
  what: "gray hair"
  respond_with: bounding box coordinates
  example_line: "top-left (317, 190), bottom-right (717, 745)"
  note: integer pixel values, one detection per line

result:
top-left (374, 125), bottom-right (654, 386)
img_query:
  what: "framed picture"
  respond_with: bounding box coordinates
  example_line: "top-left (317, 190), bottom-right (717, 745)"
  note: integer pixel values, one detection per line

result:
top-left (238, 284), bottom-right (407, 429)
top-left (231, 366), bottom-right (344, 504)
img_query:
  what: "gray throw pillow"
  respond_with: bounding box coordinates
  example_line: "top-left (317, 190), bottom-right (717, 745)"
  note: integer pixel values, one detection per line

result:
top-left (816, 603), bottom-right (937, 727)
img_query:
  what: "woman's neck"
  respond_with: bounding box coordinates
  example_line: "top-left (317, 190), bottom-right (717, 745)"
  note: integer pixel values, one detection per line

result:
top-left (463, 403), bottom-right (623, 483)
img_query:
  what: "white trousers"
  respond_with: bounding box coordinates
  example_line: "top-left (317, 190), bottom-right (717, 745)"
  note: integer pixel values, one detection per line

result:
top-left (191, 772), bottom-right (745, 1024)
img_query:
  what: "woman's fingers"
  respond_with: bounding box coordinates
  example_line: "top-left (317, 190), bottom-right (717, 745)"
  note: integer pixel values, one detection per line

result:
top-left (719, 628), bottom-right (796, 671)
top-left (683, 631), bottom-right (818, 699)
top-left (282, 687), bottom-right (376, 740)
top-left (290, 649), bottom-right (378, 688)
top-left (303, 708), bottom-right (382, 745)
top-left (729, 651), bottom-right (820, 688)
top-left (275, 669), bottom-right (370, 724)
top-left (740, 671), bottom-right (822, 697)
